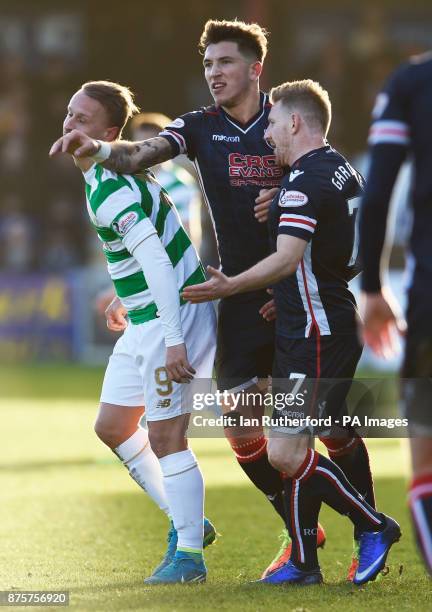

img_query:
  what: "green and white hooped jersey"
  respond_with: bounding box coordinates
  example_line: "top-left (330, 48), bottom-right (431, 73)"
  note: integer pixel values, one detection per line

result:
top-left (83, 164), bottom-right (205, 325)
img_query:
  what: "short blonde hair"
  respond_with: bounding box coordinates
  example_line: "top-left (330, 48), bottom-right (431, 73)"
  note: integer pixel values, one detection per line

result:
top-left (81, 80), bottom-right (139, 136)
top-left (270, 79), bottom-right (332, 136)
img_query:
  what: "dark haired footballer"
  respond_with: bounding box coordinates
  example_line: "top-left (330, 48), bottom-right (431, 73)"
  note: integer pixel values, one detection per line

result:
top-left (183, 79), bottom-right (401, 586)
top-left (360, 51), bottom-right (432, 577)
top-left (50, 18), bottom-right (328, 578)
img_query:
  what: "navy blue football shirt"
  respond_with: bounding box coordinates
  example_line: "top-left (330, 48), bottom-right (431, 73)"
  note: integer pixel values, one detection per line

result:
top-left (269, 145), bottom-right (364, 339)
top-left (160, 93), bottom-right (283, 276)
top-left (360, 52), bottom-right (432, 297)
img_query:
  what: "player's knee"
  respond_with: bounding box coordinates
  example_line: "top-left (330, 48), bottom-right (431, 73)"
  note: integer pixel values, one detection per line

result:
top-left (267, 442), bottom-right (289, 473)
top-left (267, 440), bottom-right (306, 477)
top-left (94, 415), bottom-right (126, 449)
top-left (94, 418), bottom-right (115, 448)
top-left (225, 411), bottom-right (252, 442)
top-left (94, 415), bottom-right (107, 441)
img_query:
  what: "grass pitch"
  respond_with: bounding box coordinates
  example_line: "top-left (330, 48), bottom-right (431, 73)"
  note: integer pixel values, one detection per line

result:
top-left (0, 365), bottom-right (430, 611)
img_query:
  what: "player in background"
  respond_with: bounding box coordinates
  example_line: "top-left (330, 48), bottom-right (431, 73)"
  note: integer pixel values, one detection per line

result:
top-left (359, 52), bottom-right (432, 576)
top-left (183, 79), bottom-right (400, 586)
top-left (55, 80), bottom-right (217, 584)
top-left (50, 19), bottom-right (326, 576)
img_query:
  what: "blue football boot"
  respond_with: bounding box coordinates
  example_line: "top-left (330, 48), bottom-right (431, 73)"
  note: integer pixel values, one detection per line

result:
top-left (144, 550), bottom-right (207, 585)
top-left (353, 515), bottom-right (401, 585)
top-left (259, 559), bottom-right (323, 586)
top-left (150, 521), bottom-right (177, 577)
top-left (150, 518), bottom-right (216, 577)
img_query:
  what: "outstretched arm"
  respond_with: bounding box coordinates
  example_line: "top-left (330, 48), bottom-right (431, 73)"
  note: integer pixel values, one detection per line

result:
top-left (182, 235), bottom-right (307, 303)
top-left (50, 130), bottom-right (174, 173)
top-left (103, 137), bottom-right (174, 173)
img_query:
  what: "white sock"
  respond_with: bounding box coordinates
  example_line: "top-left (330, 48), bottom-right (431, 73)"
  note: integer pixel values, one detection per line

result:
top-left (159, 449), bottom-right (204, 552)
top-left (115, 428), bottom-right (170, 515)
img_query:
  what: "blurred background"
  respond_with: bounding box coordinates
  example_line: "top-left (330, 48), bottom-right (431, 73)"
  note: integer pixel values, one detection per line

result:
top-left (1, 3), bottom-right (430, 603)
top-left (0, 0), bottom-right (430, 365)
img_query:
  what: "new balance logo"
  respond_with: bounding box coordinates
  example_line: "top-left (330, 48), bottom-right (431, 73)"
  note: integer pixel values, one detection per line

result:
top-left (156, 399), bottom-right (171, 409)
top-left (212, 134), bottom-right (240, 142)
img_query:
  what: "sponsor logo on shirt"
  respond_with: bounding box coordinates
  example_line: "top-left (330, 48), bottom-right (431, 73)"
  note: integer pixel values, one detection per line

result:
top-left (212, 134), bottom-right (240, 142)
top-left (228, 152), bottom-right (283, 187)
top-left (278, 189), bottom-right (309, 207)
top-left (112, 211), bottom-right (139, 236)
top-left (288, 170), bottom-right (305, 182)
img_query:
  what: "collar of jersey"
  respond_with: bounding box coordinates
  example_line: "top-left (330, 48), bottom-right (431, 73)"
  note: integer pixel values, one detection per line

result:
top-left (219, 92), bottom-right (268, 134)
top-left (291, 143), bottom-right (332, 168)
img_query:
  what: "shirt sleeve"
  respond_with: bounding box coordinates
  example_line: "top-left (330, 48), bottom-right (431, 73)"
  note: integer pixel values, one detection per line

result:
top-left (159, 111), bottom-right (202, 160)
top-left (367, 63), bottom-right (411, 148)
top-left (132, 234), bottom-right (184, 347)
top-left (94, 171), bottom-right (157, 251)
top-left (276, 176), bottom-right (320, 243)
top-left (359, 64), bottom-right (410, 292)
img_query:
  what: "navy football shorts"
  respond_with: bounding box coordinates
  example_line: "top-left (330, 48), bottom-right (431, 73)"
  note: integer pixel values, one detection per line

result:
top-left (271, 332), bottom-right (362, 436)
top-left (215, 291), bottom-right (275, 392)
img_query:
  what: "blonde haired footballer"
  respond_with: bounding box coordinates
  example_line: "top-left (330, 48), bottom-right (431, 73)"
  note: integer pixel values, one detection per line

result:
top-left (52, 80), bottom-right (216, 584)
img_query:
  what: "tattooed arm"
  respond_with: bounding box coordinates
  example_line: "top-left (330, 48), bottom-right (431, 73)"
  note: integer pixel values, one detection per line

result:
top-left (50, 130), bottom-right (174, 173)
top-left (103, 137), bottom-right (174, 173)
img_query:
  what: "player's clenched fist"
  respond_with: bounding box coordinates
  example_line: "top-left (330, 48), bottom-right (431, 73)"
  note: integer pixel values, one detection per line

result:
top-left (105, 296), bottom-right (128, 332)
top-left (165, 343), bottom-right (196, 384)
top-left (49, 129), bottom-right (100, 158)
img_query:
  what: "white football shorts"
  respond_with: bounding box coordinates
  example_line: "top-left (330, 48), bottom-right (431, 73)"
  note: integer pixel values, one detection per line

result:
top-left (100, 301), bottom-right (216, 421)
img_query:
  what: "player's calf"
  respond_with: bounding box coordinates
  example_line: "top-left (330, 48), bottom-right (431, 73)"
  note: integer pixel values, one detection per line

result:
top-left (95, 404), bottom-right (170, 515)
top-left (148, 415), bottom-right (205, 564)
top-left (224, 411), bottom-right (288, 524)
top-left (320, 434), bottom-right (377, 581)
top-left (320, 435), bottom-right (376, 516)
